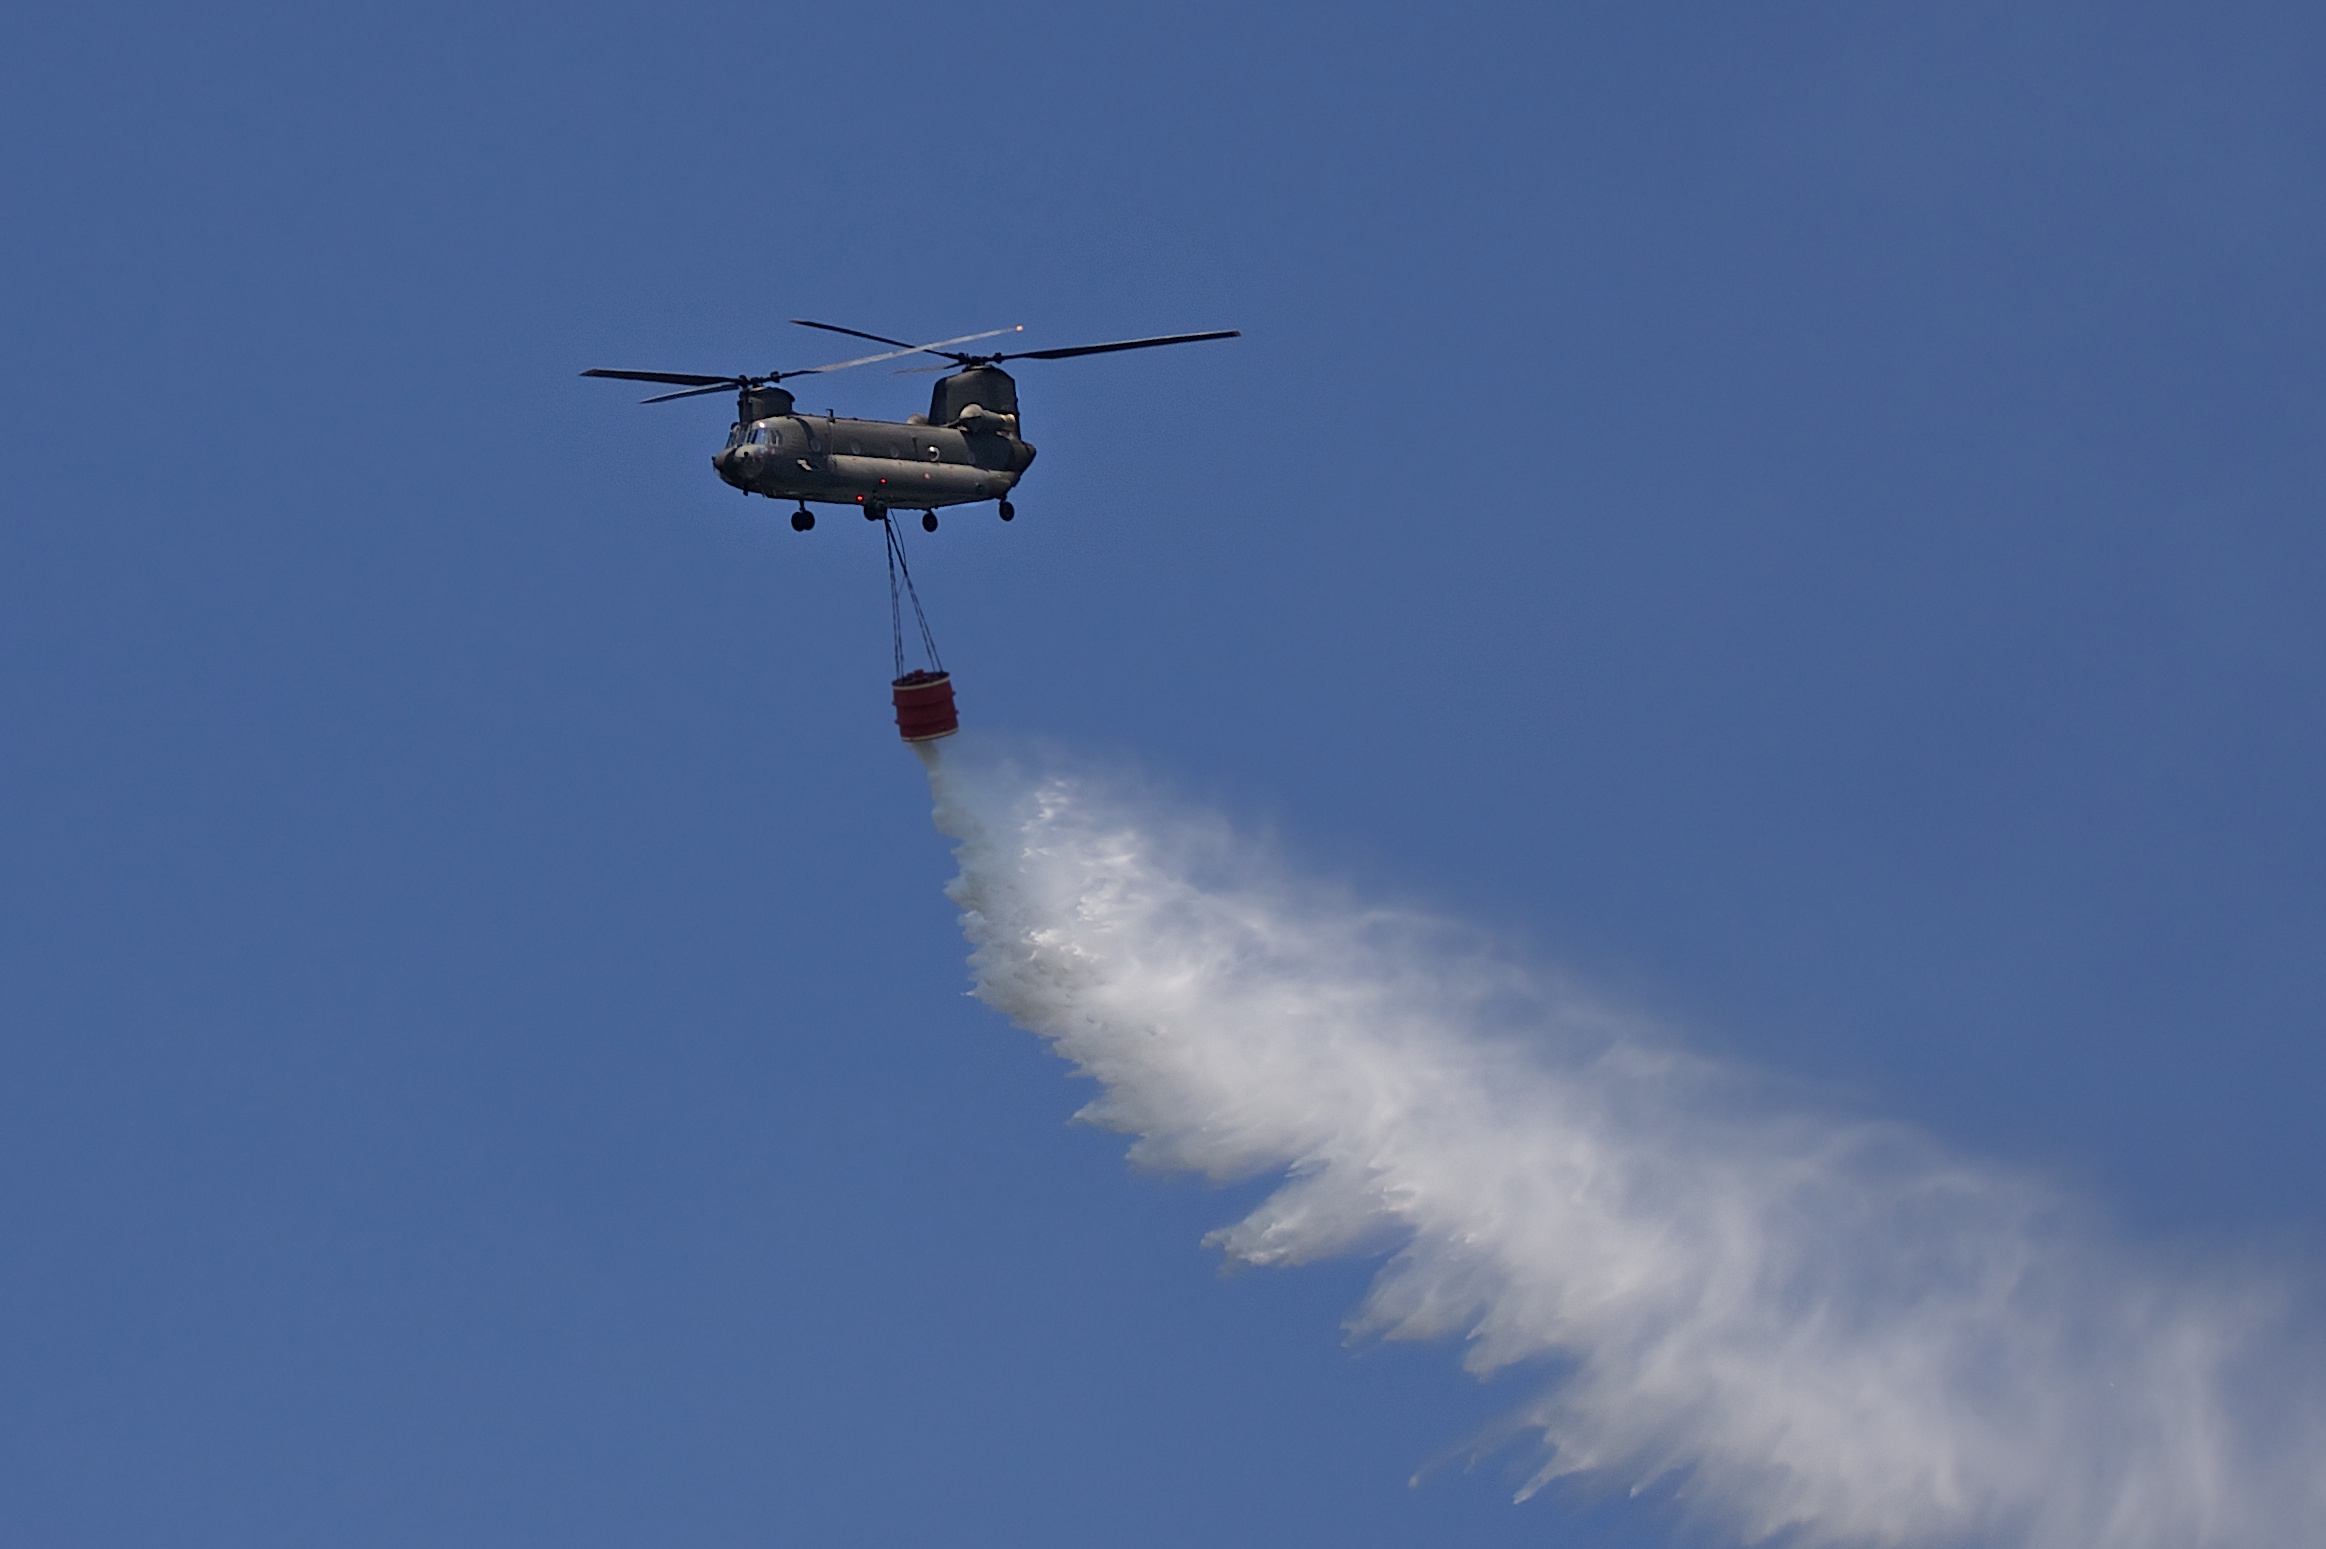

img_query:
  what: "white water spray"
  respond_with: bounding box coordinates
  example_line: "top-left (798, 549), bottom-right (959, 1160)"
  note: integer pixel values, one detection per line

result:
top-left (921, 743), bottom-right (2323, 1548)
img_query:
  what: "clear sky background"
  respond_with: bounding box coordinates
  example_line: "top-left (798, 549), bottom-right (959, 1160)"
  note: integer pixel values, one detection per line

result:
top-left (4, 5), bottom-right (2322, 1548)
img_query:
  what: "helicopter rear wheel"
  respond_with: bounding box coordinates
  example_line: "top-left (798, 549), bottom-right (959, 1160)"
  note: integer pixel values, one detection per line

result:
top-left (790, 509), bottom-right (814, 532)
top-left (863, 503), bottom-right (887, 522)
top-left (921, 511), bottom-right (939, 532)
top-left (997, 499), bottom-right (1015, 522)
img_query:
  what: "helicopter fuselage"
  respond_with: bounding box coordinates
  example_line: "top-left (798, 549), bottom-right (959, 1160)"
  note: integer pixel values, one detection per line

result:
top-left (713, 410), bottom-right (1035, 514)
top-left (589, 335), bottom-right (1234, 523)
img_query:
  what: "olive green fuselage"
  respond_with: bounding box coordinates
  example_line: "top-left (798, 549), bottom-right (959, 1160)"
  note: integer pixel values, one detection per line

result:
top-left (713, 412), bottom-right (1034, 513)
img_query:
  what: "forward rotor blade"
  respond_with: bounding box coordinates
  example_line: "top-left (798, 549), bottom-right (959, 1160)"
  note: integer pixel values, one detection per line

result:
top-left (1000, 330), bottom-right (1241, 363)
top-left (639, 382), bottom-right (746, 404)
top-left (581, 369), bottom-right (741, 388)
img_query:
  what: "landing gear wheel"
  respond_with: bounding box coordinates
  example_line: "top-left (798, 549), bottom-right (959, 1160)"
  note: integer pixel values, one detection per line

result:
top-left (997, 499), bottom-right (1015, 522)
top-left (790, 509), bottom-right (814, 532)
top-left (863, 503), bottom-right (887, 522)
top-left (921, 510), bottom-right (939, 533)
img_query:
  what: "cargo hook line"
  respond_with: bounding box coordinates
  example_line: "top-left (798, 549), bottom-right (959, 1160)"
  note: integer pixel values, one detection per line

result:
top-left (882, 515), bottom-right (943, 678)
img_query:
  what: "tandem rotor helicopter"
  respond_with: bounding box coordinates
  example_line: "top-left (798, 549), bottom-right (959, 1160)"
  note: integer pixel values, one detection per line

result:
top-left (583, 319), bottom-right (1241, 532)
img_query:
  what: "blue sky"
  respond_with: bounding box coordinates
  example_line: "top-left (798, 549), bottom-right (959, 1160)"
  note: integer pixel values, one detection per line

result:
top-left (4, 5), bottom-right (2322, 1547)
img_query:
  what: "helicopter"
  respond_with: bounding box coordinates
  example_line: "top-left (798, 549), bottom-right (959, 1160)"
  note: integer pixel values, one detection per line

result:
top-left (583, 320), bottom-right (1241, 531)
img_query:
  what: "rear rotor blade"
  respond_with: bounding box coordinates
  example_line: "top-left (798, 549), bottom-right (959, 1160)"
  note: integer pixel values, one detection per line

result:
top-left (788, 320), bottom-right (922, 351)
top-left (581, 369), bottom-right (742, 388)
top-left (791, 323), bottom-right (1023, 369)
top-left (800, 318), bottom-right (1018, 367)
top-left (1000, 330), bottom-right (1241, 362)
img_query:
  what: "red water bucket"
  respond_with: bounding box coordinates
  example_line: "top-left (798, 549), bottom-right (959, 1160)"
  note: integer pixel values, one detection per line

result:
top-left (891, 670), bottom-right (959, 741)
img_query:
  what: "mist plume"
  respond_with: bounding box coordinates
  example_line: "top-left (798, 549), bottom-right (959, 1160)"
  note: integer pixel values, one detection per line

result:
top-left (922, 744), bottom-right (2324, 1548)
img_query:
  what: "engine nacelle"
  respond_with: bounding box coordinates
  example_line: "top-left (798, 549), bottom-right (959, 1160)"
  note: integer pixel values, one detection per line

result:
top-left (954, 402), bottom-right (1019, 436)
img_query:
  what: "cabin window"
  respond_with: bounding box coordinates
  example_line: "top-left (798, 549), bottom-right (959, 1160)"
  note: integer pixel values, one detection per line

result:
top-left (925, 443), bottom-right (941, 461)
top-left (849, 438), bottom-right (863, 455)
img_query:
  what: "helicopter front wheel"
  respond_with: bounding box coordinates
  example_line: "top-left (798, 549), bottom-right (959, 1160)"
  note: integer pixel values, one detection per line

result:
top-left (998, 499), bottom-right (1015, 522)
top-left (790, 508), bottom-right (814, 532)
